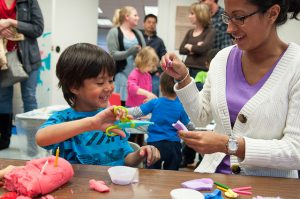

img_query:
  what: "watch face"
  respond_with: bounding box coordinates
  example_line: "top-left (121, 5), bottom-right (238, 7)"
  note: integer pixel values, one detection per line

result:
top-left (229, 140), bottom-right (238, 151)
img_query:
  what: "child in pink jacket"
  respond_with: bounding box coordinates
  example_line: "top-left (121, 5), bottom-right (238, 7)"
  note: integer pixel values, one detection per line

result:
top-left (126, 47), bottom-right (158, 107)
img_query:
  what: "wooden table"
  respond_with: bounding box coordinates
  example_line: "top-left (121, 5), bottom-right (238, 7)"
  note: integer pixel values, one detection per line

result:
top-left (0, 158), bottom-right (298, 198)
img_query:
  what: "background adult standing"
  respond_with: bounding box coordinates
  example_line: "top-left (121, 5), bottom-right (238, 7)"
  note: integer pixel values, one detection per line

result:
top-left (107, 6), bottom-right (146, 106)
top-left (179, 3), bottom-right (215, 79)
top-left (141, 14), bottom-right (166, 96)
top-left (200, 0), bottom-right (232, 50)
top-left (0, 0), bottom-right (44, 150)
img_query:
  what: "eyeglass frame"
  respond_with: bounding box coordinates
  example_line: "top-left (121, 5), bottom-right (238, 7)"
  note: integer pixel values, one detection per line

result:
top-left (221, 9), bottom-right (263, 25)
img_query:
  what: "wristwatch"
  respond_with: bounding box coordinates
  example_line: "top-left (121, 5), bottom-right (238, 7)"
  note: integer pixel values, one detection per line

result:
top-left (226, 136), bottom-right (239, 155)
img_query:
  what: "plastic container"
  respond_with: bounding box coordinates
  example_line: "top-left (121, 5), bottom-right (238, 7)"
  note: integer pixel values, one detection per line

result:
top-left (170, 188), bottom-right (204, 199)
top-left (15, 116), bottom-right (48, 157)
top-left (107, 166), bottom-right (138, 185)
top-left (15, 105), bottom-right (68, 157)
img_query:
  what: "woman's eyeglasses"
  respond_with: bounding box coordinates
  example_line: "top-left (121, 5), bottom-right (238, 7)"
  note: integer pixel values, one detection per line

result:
top-left (221, 10), bottom-right (261, 25)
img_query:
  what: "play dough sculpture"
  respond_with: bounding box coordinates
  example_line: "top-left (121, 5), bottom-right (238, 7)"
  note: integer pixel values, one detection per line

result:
top-left (3, 156), bottom-right (74, 198)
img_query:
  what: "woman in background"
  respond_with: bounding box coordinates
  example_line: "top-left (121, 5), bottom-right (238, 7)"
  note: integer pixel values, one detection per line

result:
top-left (107, 6), bottom-right (146, 106)
top-left (0, 0), bottom-right (44, 150)
top-left (179, 2), bottom-right (215, 78)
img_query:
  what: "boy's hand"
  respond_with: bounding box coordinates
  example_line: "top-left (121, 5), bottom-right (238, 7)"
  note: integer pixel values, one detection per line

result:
top-left (139, 145), bottom-right (160, 166)
top-left (91, 106), bottom-right (126, 137)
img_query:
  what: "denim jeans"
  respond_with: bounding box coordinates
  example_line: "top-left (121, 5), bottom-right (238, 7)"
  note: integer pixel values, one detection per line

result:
top-left (151, 74), bottom-right (160, 97)
top-left (0, 69), bottom-right (38, 113)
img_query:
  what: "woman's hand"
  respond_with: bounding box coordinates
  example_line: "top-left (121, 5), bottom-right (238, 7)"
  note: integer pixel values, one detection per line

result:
top-left (160, 52), bottom-right (188, 81)
top-left (0, 19), bottom-right (12, 31)
top-left (184, 44), bottom-right (192, 52)
top-left (139, 145), bottom-right (161, 166)
top-left (0, 27), bottom-right (15, 39)
top-left (91, 106), bottom-right (127, 137)
top-left (178, 131), bottom-right (228, 154)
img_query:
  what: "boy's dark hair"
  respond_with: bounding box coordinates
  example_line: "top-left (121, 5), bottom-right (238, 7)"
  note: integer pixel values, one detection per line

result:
top-left (144, 14), bottom-right (157, 23)
top-left (160, 72), bottom-right (175, 96)
top-left (56, 43), bottom-right (115, 107)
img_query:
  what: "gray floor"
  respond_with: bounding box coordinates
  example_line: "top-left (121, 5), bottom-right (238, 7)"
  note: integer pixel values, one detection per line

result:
top-left (0, 134), bottom-right (49, 160)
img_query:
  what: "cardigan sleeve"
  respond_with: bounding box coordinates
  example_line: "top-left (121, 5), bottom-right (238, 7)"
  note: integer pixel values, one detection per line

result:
top-left (106, 27), bottom-right (128, 60)
top-left (174, 76), bottom-right (213, 128)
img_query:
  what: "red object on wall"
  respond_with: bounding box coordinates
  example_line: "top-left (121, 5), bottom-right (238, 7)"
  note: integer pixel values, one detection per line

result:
top-left (109, 93), bottom-right (121, 106)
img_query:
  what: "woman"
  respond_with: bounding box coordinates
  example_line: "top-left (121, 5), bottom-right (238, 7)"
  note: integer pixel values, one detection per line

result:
top-left (106, 6), bottom-right (146, 106)
top-left (0, 0), bottom-right (44, 150)
top-left (179, 2), bottom-right (215, 78)
top-left (161, 0), bottom-right (300, 178)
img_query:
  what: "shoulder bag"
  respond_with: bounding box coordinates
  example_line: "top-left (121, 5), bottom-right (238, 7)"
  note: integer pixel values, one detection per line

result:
top-left (0, 50), bottom-right (28, 87)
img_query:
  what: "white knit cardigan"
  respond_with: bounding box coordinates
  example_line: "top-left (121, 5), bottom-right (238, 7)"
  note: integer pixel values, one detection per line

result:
top-left (175, 43), bottom-right (300, 178)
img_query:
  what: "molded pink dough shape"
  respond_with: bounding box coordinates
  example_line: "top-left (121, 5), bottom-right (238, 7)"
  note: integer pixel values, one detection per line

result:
top-left (89, 179), bottom-right (110, 192)
top-left (4, 156), bottom-right (74, 198)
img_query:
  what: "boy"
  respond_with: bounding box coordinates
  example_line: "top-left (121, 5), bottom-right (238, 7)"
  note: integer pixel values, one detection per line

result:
top-left (35, 43), bottom-right (160, 167)
top-left (128, 72), bottom-right (194, 170)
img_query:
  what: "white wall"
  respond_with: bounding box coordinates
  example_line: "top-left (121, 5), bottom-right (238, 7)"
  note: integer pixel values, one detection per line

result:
top-left (157, 0), bottom-right (300, 52)
top-left (278, 19), bottom-right (300, 44)
top-left (157, 0), bottom-right (195, 52)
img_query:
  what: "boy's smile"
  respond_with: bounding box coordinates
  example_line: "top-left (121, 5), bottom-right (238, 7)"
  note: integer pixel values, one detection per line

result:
top-left (71, 72), bottom-right (114, 112)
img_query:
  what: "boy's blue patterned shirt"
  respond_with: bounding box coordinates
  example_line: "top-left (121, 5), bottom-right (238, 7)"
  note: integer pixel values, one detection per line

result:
top-left (39, 108), bottom-right (133, 166)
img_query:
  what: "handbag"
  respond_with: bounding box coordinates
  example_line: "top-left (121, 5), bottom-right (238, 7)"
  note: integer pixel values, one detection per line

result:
top-left (0, 50), bottom-right (28, 88)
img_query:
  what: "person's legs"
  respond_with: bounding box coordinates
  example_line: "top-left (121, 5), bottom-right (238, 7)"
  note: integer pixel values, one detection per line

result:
top-left (114, 73), bottom-right (127, 106)
top-left (162, 141), bottom-right (182, 170)
top-left (128, 134), bottom-right (144, 147)
top-left (151, 74), bottom-right (160, 97)
top-left (0, 85), bottom-right (14, 150)
top-left (196, 82), bottom-right (204, 91)
top-left (181, 142), bottom-right (196, 167)
top-left (0, 114), bottom-right (13, 150)
top-left (147, 141), bottom-right (163, 169)
top-left (20, 69), bottom-right (38, 112)
top-left (147, 141), bottom-right (182, 171)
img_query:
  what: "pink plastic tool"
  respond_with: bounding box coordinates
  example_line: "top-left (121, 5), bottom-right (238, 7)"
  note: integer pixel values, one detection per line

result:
top-left (232, 186), bottom-right (252, 195)
top-left (167, 60), bottom-right (173, 67)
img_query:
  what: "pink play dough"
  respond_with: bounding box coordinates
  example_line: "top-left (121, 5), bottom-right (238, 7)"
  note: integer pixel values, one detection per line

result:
top-left (3, 156), bottom-right (74, 198)
top-left (89, 179), bottom-right (110, 192)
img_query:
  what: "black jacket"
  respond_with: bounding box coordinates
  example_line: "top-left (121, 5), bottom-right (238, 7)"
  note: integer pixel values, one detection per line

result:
top-left (16, 0), bottom-right (44, 73)
top-left (140, 30), bottom-right (166, 59)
